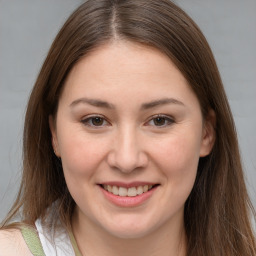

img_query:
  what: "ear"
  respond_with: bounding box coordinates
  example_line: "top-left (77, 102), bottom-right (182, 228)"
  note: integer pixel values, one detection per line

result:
top-left (49, 115), bottom-right (60, 157)
top-left (200, 109), bottom-right (216, 157)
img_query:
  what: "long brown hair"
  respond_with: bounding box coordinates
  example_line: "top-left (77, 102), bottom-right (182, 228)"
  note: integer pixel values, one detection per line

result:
top-left (1, 0), bottom-right (255, 255)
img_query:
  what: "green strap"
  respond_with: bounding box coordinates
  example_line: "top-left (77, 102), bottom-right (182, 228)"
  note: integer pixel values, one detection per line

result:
top-left (20, 225), bottom-right (81, 256)
top-left (20, 226), bottom-right (46, 256)
top-left (68, 231), bottom-right (83, 256)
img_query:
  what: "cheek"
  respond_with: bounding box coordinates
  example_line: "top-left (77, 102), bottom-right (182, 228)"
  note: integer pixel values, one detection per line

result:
top-left (57, 129), bottom-right (108, 179)
top-left (151, 132), bottom-right (201, 184)
top-left (153, 134), bottom-right (201, 213)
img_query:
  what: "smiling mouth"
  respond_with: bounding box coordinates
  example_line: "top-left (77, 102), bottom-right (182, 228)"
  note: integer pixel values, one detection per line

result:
top-left (100, 184), bottom-right (159, 197)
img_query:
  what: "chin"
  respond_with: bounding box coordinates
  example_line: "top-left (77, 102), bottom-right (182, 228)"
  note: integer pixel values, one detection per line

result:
top-left (100, 217), bottom-right (159, 239)
top-left (106, 226), bottom-right (153, 239)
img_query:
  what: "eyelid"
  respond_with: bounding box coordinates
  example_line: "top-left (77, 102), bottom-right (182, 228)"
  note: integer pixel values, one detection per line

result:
top-left (81, 114), bottom-right (111, 128)
top-left (145, 114), bottom-right (175, 127)
top-left (80, 114), bottom-right (174, 128)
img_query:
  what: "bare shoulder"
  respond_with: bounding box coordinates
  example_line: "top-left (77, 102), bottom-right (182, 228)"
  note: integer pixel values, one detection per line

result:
top-left (0, 229), bottom-right (32, 256)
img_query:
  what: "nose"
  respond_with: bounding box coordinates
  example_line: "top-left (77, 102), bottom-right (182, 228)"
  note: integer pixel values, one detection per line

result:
top-left (107, 127), bottom-right (148, 173)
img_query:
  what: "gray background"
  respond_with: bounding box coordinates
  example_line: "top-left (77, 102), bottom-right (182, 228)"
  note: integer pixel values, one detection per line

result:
top-left (0, 0), bottom-right (255, 221)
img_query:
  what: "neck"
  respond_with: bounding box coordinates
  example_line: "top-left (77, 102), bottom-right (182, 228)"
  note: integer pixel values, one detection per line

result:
top-left (72, 209), bottom-right (187, 256)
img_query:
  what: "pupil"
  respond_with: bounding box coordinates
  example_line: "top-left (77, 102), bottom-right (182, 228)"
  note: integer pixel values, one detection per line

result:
top-left (92, 117), bottom-right (103, 126)
top-left (154, 117), bottom-right (165, 126)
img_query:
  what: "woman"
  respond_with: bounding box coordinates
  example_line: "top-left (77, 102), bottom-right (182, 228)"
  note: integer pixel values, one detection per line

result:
top-left (0, 0), bottom-right (255, 255)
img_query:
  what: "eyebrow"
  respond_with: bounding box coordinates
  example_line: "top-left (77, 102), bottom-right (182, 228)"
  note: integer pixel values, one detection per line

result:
top-left (69, 97), bottom-right (185, 110)
top-left (140, 98), bottom-right (185, 110)
top-left (70, 98), bottom-right (115, 109)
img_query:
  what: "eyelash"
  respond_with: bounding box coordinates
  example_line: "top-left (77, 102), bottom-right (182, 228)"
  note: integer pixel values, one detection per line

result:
top-left (145, 114), bottom-right (175, 128)
top-left (81, 115), bottom-right (110, 128)
top-left (81, 114), bottom-right (175, 128)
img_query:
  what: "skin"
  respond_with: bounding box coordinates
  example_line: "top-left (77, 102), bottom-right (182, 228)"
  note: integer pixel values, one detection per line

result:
top-left (49, 41), bottom-right (215, 256)
top-left (0, 229), bottom-right (33, 255)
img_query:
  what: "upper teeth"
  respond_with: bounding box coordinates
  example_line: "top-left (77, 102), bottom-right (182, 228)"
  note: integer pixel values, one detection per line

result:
top-left (103, 185), bottom-right (153, 197)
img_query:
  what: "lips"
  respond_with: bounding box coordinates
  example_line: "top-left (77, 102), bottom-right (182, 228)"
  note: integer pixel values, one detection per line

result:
top-left (99, 183), bottom-right (159, 207)
top-left (101, 184), bottom-right (157, 197)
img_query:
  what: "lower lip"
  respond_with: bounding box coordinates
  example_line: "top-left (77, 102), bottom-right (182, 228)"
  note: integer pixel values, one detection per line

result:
top-left (99, 185), bottom-right (158, 207)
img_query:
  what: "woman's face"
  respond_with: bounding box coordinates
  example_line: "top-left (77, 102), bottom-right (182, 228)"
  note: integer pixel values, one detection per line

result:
top-left (50, 41), bottom-right (214, 239)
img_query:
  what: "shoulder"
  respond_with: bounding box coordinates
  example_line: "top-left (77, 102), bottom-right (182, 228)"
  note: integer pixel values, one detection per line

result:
top-left (0, 229), bottom-right (33, 256)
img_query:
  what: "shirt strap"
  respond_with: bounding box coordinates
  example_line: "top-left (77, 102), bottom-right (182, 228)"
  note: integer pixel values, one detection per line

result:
top-left (68, 230), bottom-right (83, 256)
top-left (20, 225), bottom-right (46, 256)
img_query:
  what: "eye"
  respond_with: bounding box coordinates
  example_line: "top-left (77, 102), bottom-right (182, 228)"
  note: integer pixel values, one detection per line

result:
top-left (81, 116), bottom-right (109, 127)
top-left (146, 115), bottom-right (174, 127)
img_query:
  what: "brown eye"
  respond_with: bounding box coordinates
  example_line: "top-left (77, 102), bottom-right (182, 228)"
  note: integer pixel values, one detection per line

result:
top-left (81, 116), bottom-right (109, 127)
top-left (153, 117), bottom-right (167, 126)
top-left (91, 117), bottom-right (104, 126)
top-left (146, 115), bottom-right (174, 127)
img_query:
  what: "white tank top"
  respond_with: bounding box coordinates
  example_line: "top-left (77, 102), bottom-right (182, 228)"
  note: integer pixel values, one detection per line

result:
top-left (34, 202), bottom-right (77, 256)
top-left (35, 218), bottom-right (75, 256)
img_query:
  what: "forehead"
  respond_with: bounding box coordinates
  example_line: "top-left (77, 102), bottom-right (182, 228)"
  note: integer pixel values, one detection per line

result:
top-left (60, 41), bottom-right (199, 109)
top-left (67, 41), bottom-right (181, 79)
